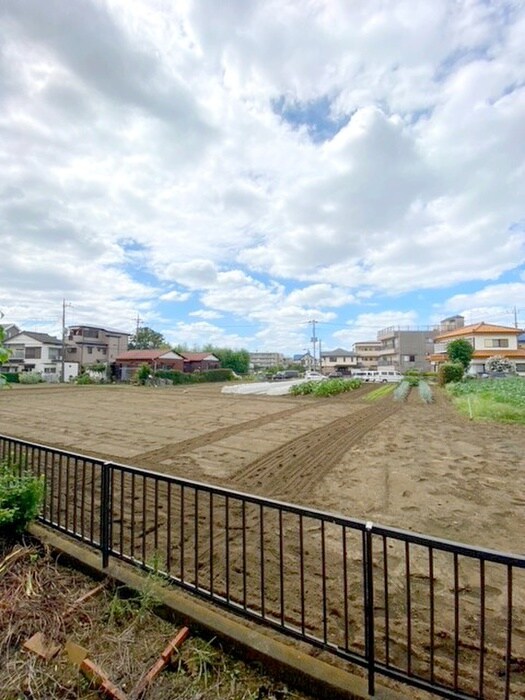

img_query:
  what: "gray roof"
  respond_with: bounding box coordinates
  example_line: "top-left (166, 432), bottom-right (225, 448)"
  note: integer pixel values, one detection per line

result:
top-left (321, 347), bottom-right (355, 357)
top-left (9, 331), bottom-right (62, 345)
top-left (68, 323), bottom-right (130, 335)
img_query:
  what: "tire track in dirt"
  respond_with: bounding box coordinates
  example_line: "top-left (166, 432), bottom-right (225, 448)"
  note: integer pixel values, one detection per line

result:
top-left (232, 400), bottom-right (400, 500)
top-left (132, 386), bottom-right (374, 466)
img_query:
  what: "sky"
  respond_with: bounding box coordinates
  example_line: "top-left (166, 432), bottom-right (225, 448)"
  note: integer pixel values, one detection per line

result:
top-left (1, 0), bottom-right (524, 355)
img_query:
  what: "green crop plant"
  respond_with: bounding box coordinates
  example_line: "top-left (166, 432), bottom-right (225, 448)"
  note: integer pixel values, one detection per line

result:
top-left (364, 384), bottom-right (396, 401)
top-left (418, 380), bottom-right (433, 403)
top-left (393, 381), bottom-right (411, 401)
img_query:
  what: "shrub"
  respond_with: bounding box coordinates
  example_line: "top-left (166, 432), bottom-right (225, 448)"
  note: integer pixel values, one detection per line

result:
top-left (155, 370), bottom-right (193, 384)
top-left (486, 356), bottom-right (516, 374)
top-left (136, 363), bottom-right (152, 385)
top-left (438, 362), bottom-right (463, 386)
top-left (76, 374), bottom-right (93, 385)
top-left (0, 462), bottom-right (44, 532)
top-left (18, 372), bottom-right (43, 384)
top-left (198, 369), bottom-right (235, 382)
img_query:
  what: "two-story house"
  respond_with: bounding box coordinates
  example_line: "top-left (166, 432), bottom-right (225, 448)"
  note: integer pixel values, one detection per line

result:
top-left (67, 324), bottom-right (130, 367)
top-left (320, 348), bottom-right (358, 375)
top-left (429, 322), bottom-right (525, 375)
top-left (4, 331), bottom-right (78, 380)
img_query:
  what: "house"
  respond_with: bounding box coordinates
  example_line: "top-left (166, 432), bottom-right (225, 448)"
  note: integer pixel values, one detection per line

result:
top-left (4, 331), bottom-right (78, 381)
top-left (429, 322), bottom-right (525, 376)
top-left (320, 348), bottom-right (358, 375)
top-left (292, 351), bottom-right (314, 369)
top-left (0, 323), bottom-right (20, 340)
top-left (180, 352), bottom-right (220, 373)
top-left (352, 341), bottom-right (382, 370)
top-left (115, 349), bottom-right (184, 380)
top-left (67, 324), bottom-right (130, 367)
top-left (376, 327), bottom-right (436, 372)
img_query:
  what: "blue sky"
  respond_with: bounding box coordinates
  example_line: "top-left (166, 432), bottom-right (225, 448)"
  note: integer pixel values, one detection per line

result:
top-left (1, 0), bottom-right (524, 354)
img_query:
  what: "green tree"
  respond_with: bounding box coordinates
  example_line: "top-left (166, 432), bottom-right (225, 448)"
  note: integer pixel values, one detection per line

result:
top-left (203, 345), bottom-right (250, 374)
top-left (128, 327), bottom-right (168, 350)
top-left (446, 339), bottom-right (473, 370)
top-left (0, 325), bottom-right (11, 388)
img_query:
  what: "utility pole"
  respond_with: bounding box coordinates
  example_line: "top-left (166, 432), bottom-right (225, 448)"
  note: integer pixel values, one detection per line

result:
top-left (60, 299), bottom-right (72, 383)
top-left (309, 320), bottom-right (318, 371)
top-left (319, 338), bottom-right (322, 374)
top-left (514, 306), bottom-right (518, 329)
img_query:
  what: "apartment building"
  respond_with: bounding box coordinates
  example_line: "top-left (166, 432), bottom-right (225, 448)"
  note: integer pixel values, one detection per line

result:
top-left (376, 327), bottom-right (436, 372)
top-left (352, 341), bottom-right (382, 369)
top-left (249, 352), bottom-right (284, 370)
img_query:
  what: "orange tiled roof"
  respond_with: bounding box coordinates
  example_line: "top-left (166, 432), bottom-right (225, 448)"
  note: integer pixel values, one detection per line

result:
top-left (429, 349), bottom-right (525, 363)
top-left (434, 322), bottom-right (523, 341)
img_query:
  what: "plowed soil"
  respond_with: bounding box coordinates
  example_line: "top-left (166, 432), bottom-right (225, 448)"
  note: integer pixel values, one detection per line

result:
top-left (1, 381), bottom-right (524, 698)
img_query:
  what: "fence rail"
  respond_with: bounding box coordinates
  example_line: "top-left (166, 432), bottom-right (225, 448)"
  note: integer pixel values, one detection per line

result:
top-left (1, 434), bottom-right (524, 699)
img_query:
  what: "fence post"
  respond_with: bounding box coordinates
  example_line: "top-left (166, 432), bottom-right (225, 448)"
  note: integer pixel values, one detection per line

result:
top-left (364, 521), bottom-right (375, 696)
top-left (100, 461), bottom-right (112, 568)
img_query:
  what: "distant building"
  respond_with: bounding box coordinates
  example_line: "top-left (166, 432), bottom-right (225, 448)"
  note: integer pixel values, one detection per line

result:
top-left (249, 352), bottom-right (284, 370)
top-left (320, 348), bottom-right (358, 375)
top-left (67, 324), bottom-right (130, 367)
top-left (179, 352), bottom-right (221, 373)
top-left (292, 351), bottom-right (314, 369)
top-left (0, 323), bottom-right (20, 340)
top-left (4, 331), bottom-right (78, 381)
top-left (376, 327), bottom-right (436, 371)
top-left (115, 349), bottom-right (184, 381)
top-left (430, 322), bottom-right (525, 375)
top-left (352, 341), bottom-right (382, 369)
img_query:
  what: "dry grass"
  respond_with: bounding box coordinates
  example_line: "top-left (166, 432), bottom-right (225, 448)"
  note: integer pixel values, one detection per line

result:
top-left (0, 533), bottom-right (311, 700)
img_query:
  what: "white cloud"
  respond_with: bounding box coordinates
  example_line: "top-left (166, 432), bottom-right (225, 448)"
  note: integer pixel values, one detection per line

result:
top-left (1, 0), bottom-right (524, 353)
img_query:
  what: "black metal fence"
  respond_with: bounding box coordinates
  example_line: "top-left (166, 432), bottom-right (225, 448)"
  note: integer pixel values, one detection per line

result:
top-left (1, 433), bottom-right (524, 699)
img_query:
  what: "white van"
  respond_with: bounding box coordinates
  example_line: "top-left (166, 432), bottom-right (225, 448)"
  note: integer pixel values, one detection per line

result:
top-left (352, 370), bottom-right (402, 383)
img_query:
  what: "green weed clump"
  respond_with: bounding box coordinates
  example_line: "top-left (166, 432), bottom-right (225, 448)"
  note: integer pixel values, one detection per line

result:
top-left (0, 463), bottom-right (44, 532)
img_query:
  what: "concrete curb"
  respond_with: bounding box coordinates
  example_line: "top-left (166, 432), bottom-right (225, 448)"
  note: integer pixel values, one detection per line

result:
top-left (29, 523), bottom-right (407, 700)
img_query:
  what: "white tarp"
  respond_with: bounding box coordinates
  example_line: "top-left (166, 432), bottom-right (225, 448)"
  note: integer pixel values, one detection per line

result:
top-left (221, 380), bottom-right (303, 396)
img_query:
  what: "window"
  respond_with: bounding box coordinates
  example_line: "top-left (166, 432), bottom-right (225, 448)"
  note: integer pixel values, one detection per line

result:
top-left (87, 347), bottom-right (93, 354)
top-left (25, 347), bottom-right (41, 359)
top-left (83, 328), bottom-right (99, 338)
top-left (484, 338), bottom-right (509, 348)
top-left (403, 355), bottom-right (416, 362)
top-left (516, 364), bottom-right (525, 372)
top-left (329, 356), bottom-right (337, 362)
top-left (67, 347), bottom-right (77, 354)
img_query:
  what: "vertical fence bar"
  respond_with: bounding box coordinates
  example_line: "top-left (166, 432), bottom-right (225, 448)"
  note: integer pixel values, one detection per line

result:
top-left (260, 504), bottom-right (265, 618)
top-left (479, 559), bottom-right (485, 698)
top-left (194, 488), bottom-right (199, 590)
top-left (321, 519), bottom-right (327, 644)
top-left (166, 481), bottom-right (172, 575)
top-left (209, 491), bottom-right (214, 595)
top-left (453, 552), bottom-right (459, 692)
top-left (300, 514), bottom-right (306, 637)
top-left (364, 522), bottom-right (375, 696)
top-left (429, 547), bottom-right (435, 684)
top-left (242, 500), bottom-right (247, 610)
top-left (100, 461), bottom-right (112, 568)
top-left (279, 509), bottom-right (284, 627)
top-left (505, 565), bottom-right (513, 700)
top-left (406, 541), bottom-right (412, 676)
top-left (382, 535), bottom-right (390, 666)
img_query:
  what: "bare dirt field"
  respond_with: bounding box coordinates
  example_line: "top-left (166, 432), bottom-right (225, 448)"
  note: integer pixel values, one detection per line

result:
top-left (1, 382), bottom-right (524, 698)
top-left (1, 382), bottom-right (523, 553)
